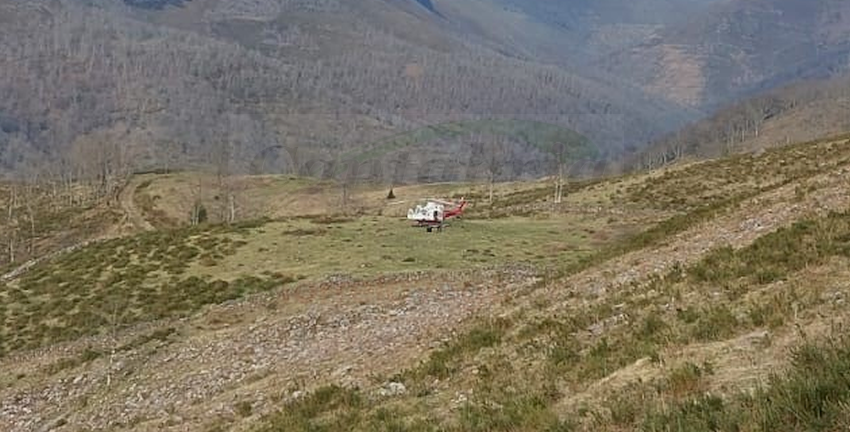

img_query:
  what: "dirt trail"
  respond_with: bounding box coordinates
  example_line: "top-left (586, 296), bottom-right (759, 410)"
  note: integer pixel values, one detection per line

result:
top-left (0, 240), bottom-right (97, 283)
top-left (1, 177), bottom-right (151, 283)
top-left (118, 175), bottom-right (155, 233)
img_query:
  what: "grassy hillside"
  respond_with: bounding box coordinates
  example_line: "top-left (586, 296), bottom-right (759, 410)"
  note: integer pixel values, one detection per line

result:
top-left (249, 134), bottom-right (850, 432)
top-left (2, 134), bottom-right (850, 431)
top-left (0, 182), bottom-right (124, 270)
top-left (632, 73), bottom-right (850, 169)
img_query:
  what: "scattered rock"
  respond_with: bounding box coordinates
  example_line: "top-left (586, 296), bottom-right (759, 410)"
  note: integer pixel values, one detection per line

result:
top-left (379, 382), bottom-right (407, 397)
top-left (451, 392), bottom-right (468, 406)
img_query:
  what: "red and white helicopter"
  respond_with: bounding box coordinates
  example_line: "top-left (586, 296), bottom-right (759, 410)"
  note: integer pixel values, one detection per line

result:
top-left (407, 197), bottom-right (467, 232)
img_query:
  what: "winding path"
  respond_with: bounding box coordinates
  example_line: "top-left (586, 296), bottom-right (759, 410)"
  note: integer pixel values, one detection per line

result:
top-left (118, 175), bottom-right (155, 232)
top-left (1, 177), bottom-right (152, 283)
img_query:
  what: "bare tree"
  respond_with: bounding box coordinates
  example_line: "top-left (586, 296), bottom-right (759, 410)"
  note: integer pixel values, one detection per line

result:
top-left (5, 185), bottom-right (18, 264)
top-left (551, 141), bottom-right (569, 204)
top-left (23, 179), bottom-right (37, 255)
top-left (68, 131), bottom-right (130, 206)
top-left (338, 158), bottom-right (362, 212)
top-left (0, 0), bottom-right (680, 183)
top-left (210, 138), bottom-right (237, 224)
top-left (190, 177), bottom-right (205, 226)
top-left (390, 151), bottom-right (411, 187)
top-left (471, 134), bottom-right (509, 204)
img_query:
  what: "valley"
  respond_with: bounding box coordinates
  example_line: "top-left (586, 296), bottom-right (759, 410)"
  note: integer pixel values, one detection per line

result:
top-left (1, 0), bottom-right (850, 430)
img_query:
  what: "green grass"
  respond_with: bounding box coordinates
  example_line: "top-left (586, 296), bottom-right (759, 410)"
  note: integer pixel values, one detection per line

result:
top-left (9, 135), bottom-right (850, 430)
top-left (0, 223), bottom-right (289, 356)
top-left (665, 361), bottom-right (712, 398)
top-left (689, 305), bottom-right (739, 342)
top-left (0, 211), bottom-right (617, 358)
top-left (413, 317), bottom-right (511, 381)
top-left (563, 194), bottom-right (746, 277)
top-left (557, 137), bottom-right (850, 278)
top-left (252, 202), bottom-right (850, 432)
top-left (256, 385), bottom-right (368, 432)
top-left (468, 178), bottom-right (606, 219)
top-left (580, 210), bottom-right (850, 348)
top-left (690, 212), bottom-right (850, 286)
top-left (187, 214), bottom-right (612, 281)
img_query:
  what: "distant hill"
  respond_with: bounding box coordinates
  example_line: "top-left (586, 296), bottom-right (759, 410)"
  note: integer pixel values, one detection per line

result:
top-left (0, 0), bottom-right (684, 180)
top-left (628, 72), bottom-right (850, 170)
top-left (0, 0), bottom-right (848, 181)
top-left (601, 0), bottom-right (850, 108)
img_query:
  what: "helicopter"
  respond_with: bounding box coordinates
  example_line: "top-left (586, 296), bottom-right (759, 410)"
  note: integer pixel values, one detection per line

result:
top-left (406, 197), bottom-right (467, 232)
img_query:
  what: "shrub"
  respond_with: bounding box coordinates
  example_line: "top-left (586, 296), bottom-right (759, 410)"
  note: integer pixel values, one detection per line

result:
top-left (639, 312), bottom-right (668, 343)
top-left (235, 400), bottom-right (253, 418)
top-left (417, 318), bottom-right (511, 380)
top-left (667, 362), bottom-right (706, 397)
top-left (258, 385), bottom-right (362, 431)
top-left (691, 306), bottom-right (738, 342)
top-left (644, 335), bottom-right (850, 432)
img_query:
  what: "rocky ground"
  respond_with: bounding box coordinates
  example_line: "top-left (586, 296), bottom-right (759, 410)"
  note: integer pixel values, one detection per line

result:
top-left (539, 163), bottom-right (850, 305)
top-left (0, 267), bottom-right (538, 431)
top-left (3, 144), bottom-right (850, 431)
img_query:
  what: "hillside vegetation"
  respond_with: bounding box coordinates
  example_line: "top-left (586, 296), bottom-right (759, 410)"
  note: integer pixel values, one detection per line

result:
top-left (2, 134), bottom-right (850, 431)
top-left (339, 119), bottom-right (596, 183)
top-left (633, 74), bottom-right (850, 168)
top-left (250, 135), bottom-right (850, 432)
top-left (604, 0), bottom-right (850, 108)
top-left (0, 0), bottom-right (677, 180)
top-left (3, 0), bottom-right (849, 182)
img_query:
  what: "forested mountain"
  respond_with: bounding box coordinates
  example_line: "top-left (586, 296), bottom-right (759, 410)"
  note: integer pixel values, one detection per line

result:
top-left (602, 0), bottom-right (850, 108)
top-left (0, 0), bottom-right (847, 182)
top-left (0, 0), bottom-right (686, 182)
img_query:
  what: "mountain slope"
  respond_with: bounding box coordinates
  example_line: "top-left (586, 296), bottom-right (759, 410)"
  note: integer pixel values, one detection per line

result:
top-left (3, 135), bottom-right (850, 431)
top-left (0, 0), bottom-right (686, 179)
top-left (603, 0), bottom-right (850, 108)
top-left (630, 72), bottom-right (850, 169)
top-left (1, 0), bottom-right (847, 180)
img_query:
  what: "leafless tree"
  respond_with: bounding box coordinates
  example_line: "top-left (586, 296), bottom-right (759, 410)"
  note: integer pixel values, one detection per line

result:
top-left (190, 177), bottom-right (204, 226)
top-left (551, 141), bottom-right (570, 204)
top-left (338, 158), bottom-right (362, 212)
top-left (5, 185), bottom-right (17, 264)
top-left (470, 134), bottom-right (510, 204)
